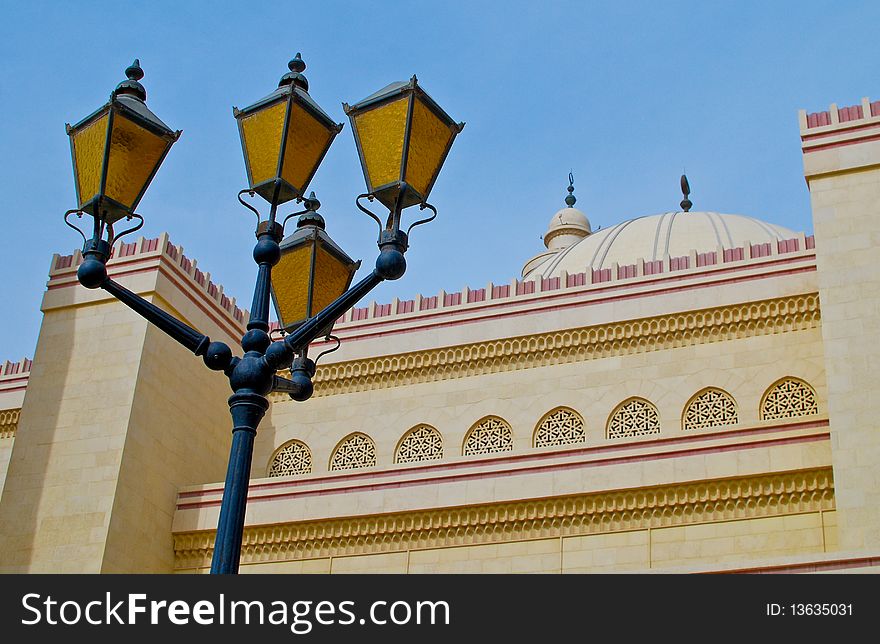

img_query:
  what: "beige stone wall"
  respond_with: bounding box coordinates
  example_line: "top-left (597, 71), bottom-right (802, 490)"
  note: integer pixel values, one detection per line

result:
top-left (0, 236), bottom-right (244, 572)
top-left (256, 254), bottom-right (824, 477)
top-left (258, 311), bottom-right (826, 479)
top-left (802, 100), bottom-right (880, 550)
top-left (0, 296), bottom-right (151, 572)
top-left (173, 238), bottom-right (830, 574)
top-left (0, 362), bottom-right (28, 497)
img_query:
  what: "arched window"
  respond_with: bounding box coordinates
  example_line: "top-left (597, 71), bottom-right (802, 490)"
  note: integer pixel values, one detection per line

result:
top-left (395, 424), bottom-right (444, 464)
top-left (534, 407), bottom-right (585, 448)
top-left (267, 440), bottom-right (312, 477)
top-left (607, 397), bottom-right (661, 439)
top-left (329, 432), bottom-right (377, 471)
top-left (760, 377), bottom-right (818, 420)
top-left (463, 416), bottom-right (514, 456)
top-left (682, 388), bottom-right (738, 430)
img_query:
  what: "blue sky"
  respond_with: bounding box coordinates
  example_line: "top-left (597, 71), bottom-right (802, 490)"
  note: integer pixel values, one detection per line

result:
top-left (0, 0), bottom-right (876, 361)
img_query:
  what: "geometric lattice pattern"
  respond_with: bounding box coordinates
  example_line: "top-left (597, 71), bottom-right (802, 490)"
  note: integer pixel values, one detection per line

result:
top-left (329, 432), bottom-right (377, 471)
top-left (607, 398), bottom-right (661, 439)
top-left (463, 416), bottom-right (514, 456)
top-left (760, 378), bottom-right (818, 421)
top-left (267, 440), bottom-right (312, 478)
top-left (534, 408), bottom-right (586, 448)
top-left (395, 425), bottom-right (443, 464)
top-left (683, 388), bottom-right (738, 430)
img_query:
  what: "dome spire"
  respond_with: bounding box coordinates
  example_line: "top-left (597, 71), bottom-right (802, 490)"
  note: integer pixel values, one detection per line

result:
top-left (565, 171), bottom-right (577, 207)
top-left (680, 174), bottom-right (692, 212)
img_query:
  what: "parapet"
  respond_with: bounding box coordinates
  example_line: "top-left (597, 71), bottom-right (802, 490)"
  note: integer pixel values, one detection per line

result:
top-left (330, 233), bottom-right (815, 329)
top-left (799, 96), bottom-right (880, 182)
top-left (49, 233), bottom-right (248, 333)
top-left (0, 358), bottom-right (30, 412)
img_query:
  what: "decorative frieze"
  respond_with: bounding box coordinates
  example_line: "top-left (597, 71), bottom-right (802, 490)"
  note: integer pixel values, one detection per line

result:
top-left (173, 467), bottom-right (835, 570)
top-left (0, 408), bottom-right (19, 439)
top-left (300, 294), bottom-right (821, 399)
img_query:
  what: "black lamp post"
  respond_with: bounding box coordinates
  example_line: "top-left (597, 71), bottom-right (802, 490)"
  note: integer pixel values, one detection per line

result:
top-left (63, 55), bottom-right (463, 574)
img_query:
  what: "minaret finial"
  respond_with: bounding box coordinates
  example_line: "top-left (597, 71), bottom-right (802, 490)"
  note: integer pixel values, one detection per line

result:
top-left (565, 171), bottom-right (577, 207)
top-left (680, 174), bottom-right (692, 212)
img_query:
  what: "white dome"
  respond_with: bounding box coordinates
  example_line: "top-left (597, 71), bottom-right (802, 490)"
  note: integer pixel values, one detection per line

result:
top-left (524, 211), bottom-right (799, 279)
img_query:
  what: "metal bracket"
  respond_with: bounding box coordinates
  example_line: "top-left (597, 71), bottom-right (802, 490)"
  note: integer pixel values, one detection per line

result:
top-left (108, 213), bottom-right (144, 246)
top-left (313, 334), bottom-right (341, 365)
top-left (237, 189), bottom-right (262, 226)
top-left (356, 193), bottom-right (383, 236)
top-left (63, 210), bottom-right (89, 246)
top-left (406, 201), bottom-right (438, 238)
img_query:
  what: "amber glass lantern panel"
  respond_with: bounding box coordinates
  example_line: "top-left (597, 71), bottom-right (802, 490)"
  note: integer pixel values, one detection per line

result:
top-left (70, 112), bottom-right (110, 212)
top-left (353, 96), bottom-right (409, 194)
top-left (280, 102), bottom-right (335, 196)
top-left (272, 242), bottom-right (314, 329)
top-left (239, 100), bottom-right (287, 193)
top-left (103, 112), bottom-right (173, 213)
top-left (309, 244), bottom-right (357, 315)
top-left (404, 96), bottom-right (455, 198)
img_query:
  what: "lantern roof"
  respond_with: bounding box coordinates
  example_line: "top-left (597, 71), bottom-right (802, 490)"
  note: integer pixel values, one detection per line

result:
top-left (67, 62), bottom-right (178, 139)
top-left (344, 76), bottom-right (463, 133)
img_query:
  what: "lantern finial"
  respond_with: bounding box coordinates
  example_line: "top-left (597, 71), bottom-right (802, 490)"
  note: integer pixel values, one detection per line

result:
top-left (114, 59), bottom-right (147, 101)
top-left (297, 192), bottom-right (325, 229)
top-left (279, 53), bottom-right (308, 91)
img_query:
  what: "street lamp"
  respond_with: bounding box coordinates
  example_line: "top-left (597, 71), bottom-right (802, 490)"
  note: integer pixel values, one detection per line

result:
top-left (63, 55), bottom-right (462, 574)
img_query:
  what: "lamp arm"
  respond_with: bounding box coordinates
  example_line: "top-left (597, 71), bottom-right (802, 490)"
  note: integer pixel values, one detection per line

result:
top-left (282, 269), bottom-right (384, 353)
top-left (102, 278), bottom-right (211, 356)
top-left (270, 374), bottom-right (300, 394)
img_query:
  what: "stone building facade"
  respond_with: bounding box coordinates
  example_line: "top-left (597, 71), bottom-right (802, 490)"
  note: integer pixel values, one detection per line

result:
top-left (0, 96), bottom-right (878, 573)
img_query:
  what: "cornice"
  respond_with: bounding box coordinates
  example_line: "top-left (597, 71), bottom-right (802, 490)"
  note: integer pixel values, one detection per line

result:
top-left (173, 467), bottom-right (834, 570)
top-left (272, 293), bottom-right (821, 401)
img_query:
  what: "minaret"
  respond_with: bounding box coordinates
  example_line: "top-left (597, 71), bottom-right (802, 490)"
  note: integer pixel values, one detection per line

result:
top-left (522, 174), bottom-right (592, 277)
top-left (542, 173), bottom-right (592, 251)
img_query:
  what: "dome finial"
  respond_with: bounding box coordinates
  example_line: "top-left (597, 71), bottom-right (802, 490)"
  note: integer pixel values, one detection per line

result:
top-left (565, 171), bottom-right (577, 207)
top-left (680, 173), bottom-right (692, 212)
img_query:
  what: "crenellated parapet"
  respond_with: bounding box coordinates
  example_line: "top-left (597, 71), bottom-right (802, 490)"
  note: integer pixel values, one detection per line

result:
top-left (0, 358), bottom-right (30, 413)
top-left (800, 97), bottom-right (880, 130)
top-left (800, 96), bottom-right (880, 184)
top-left (48, 233), bottom-right (248, 340)
top-left (329, 234), bottom-right (815, 330)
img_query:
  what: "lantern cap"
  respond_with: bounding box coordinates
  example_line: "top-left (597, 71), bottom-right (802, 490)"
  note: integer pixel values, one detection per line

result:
top-left (67, 60), bottom-right (178, 139)
top-left (278, 53), bottom-right (309, 91)
top-left (233, 56), bottom-right (339, 134)
top-left (296, 192), bottom-right (326, 229)
top-left (114, 59), bottom-right (147, 102)
top-left (343, 75), bottom-right (465, 134)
